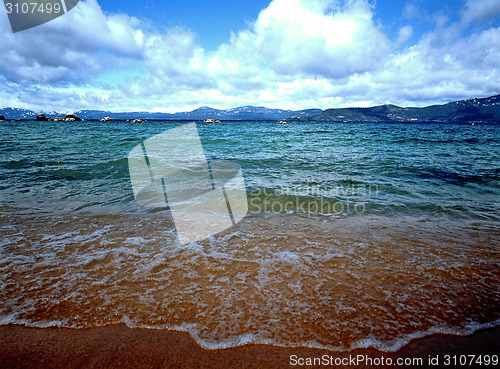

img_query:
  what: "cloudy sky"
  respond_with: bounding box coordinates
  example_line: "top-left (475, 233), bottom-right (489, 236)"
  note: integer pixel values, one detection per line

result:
top-left (1, 0), bottom-right (500, 113)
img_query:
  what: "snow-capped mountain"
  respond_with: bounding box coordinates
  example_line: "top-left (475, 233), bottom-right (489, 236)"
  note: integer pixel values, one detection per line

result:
top-left (1, 95), bottom-right (499, 122)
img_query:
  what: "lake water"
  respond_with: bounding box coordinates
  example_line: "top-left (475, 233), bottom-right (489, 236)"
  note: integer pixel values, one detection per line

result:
top-left (0, 120), bottom-right (498, 351)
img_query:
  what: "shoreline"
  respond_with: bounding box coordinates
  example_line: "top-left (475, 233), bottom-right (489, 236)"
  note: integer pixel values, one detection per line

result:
top-left (0, 324), bottom-right (498, 368)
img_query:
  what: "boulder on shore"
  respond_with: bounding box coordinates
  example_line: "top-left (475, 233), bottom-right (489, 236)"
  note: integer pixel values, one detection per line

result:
top-left (37, 114), bottom-right (48, 121)
top-left (65, 113), bottom-right (82, 121)
top-left (0, 115), bottom-right (6, 121)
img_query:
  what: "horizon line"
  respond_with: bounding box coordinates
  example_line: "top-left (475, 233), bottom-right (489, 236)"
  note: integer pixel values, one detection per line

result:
top-left (1, 93), bottom-right (499, 116)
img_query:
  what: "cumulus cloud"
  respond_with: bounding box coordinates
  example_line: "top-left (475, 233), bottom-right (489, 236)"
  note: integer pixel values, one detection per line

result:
top-left (460, 0), bottom-right (500, 26)
top-left (0, 0), bottom-right (499, 112)
top-left (129, 0), bottom-right (393, 109)
top-left (370, 21), bottom-right (500, 106)
top-left (0, 0), bottom-right (145, 84)
top-left (237, 0), bottom-right (390, 78)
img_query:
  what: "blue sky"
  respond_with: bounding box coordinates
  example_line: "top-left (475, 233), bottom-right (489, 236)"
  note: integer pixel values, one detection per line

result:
top-left (1, 0), bottom-right (499, 113)
top-left (98, 0), bottom-right (272, 50)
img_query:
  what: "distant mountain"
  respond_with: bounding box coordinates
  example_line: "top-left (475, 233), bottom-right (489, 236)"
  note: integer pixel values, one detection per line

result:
top-left (1, 95), bottom-right (499, 122)
top-left (0, 107), bottom-right (37, 119)
top-left (296, 95), bottom-right (500, 123)
top-left (0, 106), bottom-right (321, 120)
top-left (168, 106), bottom-right (323, 120)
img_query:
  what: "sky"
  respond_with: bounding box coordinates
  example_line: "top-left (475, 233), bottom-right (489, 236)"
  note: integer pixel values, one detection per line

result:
top-left (1, 0), bottom-right (500, 113)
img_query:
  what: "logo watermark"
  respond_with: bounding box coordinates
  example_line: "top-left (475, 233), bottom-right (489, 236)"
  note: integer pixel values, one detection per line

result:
top-left (248, 181), bottom-right (379, 216)
top-left (128, 123), bottom-right (248, 245)
top-left (4, 0), bottom-right (79, 33)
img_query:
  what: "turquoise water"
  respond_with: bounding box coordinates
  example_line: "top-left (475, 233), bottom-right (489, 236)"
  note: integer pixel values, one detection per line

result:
top-left (1, 120), bottom-right (499, 219)
top-left (0, 120), bottom-right (499, 351)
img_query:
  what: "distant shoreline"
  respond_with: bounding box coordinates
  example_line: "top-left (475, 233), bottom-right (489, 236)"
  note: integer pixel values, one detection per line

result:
top-left (0, 119), bottom-right (498, 124)
top-left (1, 94), bottom-right (499, 123)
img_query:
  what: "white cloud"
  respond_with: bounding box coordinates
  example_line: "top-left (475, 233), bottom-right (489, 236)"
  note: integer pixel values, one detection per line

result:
top-left (0, 0), bottom-right (499, 112)
top-left (397, 25), bottom-right (413, 44)
top-left (461, 0), bottom-right (500, 26)
top-left (220, 0), bottom-right (391, 78)
top-left (369, 23), bottom-right (500, 106)
top-left (0, 0), bottom-right (144, 84)
top-left (127, 0), bottom-right (392, 110)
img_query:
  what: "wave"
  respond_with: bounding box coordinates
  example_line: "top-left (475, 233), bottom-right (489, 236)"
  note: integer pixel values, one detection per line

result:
top-left (0, 316), bottom-right (498, 353)
top-left (0, 212), bottom-right (498, 353)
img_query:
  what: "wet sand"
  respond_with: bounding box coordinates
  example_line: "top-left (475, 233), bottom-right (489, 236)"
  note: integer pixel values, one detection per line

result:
top-left (0, 325), bottom-right (498, 369)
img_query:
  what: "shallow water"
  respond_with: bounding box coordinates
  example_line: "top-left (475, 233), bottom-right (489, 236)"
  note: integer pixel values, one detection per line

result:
top-left (0, 120), bottom-right (499, 351)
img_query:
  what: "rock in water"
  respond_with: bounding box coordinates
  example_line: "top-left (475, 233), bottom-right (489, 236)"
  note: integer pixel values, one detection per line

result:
top-left (65, 113), bottom-right (82, 121)
top-left (37, 114), bottom-right (48, 121)
top-left (0, 115), bottom-right (6, 121)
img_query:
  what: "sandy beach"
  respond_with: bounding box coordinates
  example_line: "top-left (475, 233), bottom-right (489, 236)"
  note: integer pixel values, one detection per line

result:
top-left (0, 325), bottom-right (498, 368)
